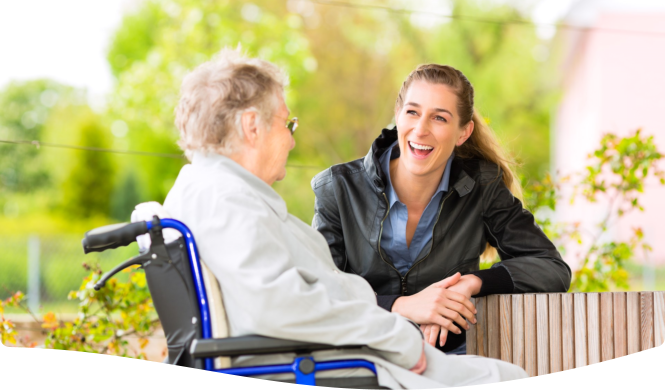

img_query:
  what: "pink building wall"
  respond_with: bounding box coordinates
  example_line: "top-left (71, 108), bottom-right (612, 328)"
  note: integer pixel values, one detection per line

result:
top-left (554, 13), bottom-right (665, 269)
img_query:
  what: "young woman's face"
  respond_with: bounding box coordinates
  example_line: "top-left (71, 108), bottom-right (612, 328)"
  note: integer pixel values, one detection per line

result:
top-left (394, 80), bottom-right (473, 178)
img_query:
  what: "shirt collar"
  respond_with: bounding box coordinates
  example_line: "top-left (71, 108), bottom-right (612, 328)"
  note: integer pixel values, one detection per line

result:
top-left (191, 152), bottom-right (288, 221)
top-left (379, 141), bottom-right (455, 206)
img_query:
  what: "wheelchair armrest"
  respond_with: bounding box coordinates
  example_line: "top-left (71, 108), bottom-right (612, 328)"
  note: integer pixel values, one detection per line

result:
top-left (189, 335), bottom-right (364, 359)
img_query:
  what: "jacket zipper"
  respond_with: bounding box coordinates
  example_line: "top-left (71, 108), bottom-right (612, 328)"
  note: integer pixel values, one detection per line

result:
top-left (377, 193), bottom-right (403, 282)
top-left (400, 190), bottom-right (455, 294)
top-left (378, 190), bottom-right (455, 296)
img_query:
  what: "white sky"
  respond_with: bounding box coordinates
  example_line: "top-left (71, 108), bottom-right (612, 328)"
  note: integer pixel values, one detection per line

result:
top-left (1, 0), bottom-right (659, 99)
top-left (0, 0), bottom-right (135, 98)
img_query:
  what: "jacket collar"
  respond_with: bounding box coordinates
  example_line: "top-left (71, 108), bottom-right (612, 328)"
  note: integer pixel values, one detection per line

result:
top-left (191, 152), bottom-right (288, 221)
top-left (364, 126), bottom-right (476, 197)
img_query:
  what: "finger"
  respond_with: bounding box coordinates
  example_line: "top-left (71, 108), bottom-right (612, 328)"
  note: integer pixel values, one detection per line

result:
top-left (422, 325), bottom-right (431, 344)
top-left (428, 325), bottom-right (440, 347)
top-left (442, 290), bottom-right (478, 316)
top-left (434, 272), bottom-right (461, 289)
top-left (440, 307), bottom-right (470, 330)
top-left (440, 299), bottom-right (476, 325)
top-left (439, 327), bottom-right (448, 347)
top-left (430, 316), bottom-right (462, 335)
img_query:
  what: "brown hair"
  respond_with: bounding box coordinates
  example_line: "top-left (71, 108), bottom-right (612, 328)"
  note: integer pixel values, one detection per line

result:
top-left (396, 64), bottom-right (523, 261)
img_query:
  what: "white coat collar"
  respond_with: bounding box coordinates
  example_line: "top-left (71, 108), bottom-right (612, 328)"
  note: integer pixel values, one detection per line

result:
top-left (191, 152), bottom-right (288, 221)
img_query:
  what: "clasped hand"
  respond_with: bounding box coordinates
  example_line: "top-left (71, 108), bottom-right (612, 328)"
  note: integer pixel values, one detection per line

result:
top-left (392, 272), bottom-right (481, 348)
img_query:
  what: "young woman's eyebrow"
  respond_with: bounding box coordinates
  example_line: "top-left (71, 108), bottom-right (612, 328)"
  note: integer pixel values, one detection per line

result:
top-left (406, 102), bottom-right (453, 117)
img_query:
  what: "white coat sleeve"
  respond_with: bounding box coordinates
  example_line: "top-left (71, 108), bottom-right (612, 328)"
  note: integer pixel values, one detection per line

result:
top-left (194, 190), bottom-right (424, 370)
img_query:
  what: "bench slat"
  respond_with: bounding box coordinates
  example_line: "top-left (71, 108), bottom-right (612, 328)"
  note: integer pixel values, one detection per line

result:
top-left (500, 295), bottom-right (512, 363)
top-left (549, 294), bottom-right (563, 373)
top-left (561, 294), bottom-right (575, 370)
top-left (613, 292), bottom-right (627, 358)
top-left (654, 291), bottom-right (664, 347)
top-left (627, 292), bottom-right (640, 354)
top-left (641, 292), bottom-right (654, 351)
top-left (512, 295), bottom-right (525, 369)
top-left (574, 293), bottom-right (588, 367)
top-left (587, 293), bottom-right (601, 364)
top-left (524, 295), bottom-right (538, 377)
top-left (488, 295), bottom-right (501, 359)
top-left (536, 294), bottom-right (549, 376)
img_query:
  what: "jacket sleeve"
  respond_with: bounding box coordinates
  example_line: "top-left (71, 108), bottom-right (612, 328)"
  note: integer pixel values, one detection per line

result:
top-left (472, 170), bottom-right (571, 296)
top-left (201, 189), bottom-right (424, 370)
top-left (311, 170), bottom-right (347, 271)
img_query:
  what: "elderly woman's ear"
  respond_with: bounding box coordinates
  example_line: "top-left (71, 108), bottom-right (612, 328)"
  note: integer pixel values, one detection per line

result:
top-left (240, 110), bottom-right (261, 146)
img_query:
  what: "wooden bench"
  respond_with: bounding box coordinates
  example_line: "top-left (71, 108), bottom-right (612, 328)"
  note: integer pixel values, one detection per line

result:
top-left (466, 292), bottom-right (665, 376)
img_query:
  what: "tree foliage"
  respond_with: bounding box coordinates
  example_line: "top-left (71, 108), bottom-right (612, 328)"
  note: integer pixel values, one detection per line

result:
top-left (524, 129), bottom-right (664, 292)
top-left (0, 80), bottom-right (76, 195)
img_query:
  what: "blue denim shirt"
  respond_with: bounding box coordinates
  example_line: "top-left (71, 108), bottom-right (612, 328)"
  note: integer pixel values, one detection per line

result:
top-left (379, 141), bottom-right (454, 275)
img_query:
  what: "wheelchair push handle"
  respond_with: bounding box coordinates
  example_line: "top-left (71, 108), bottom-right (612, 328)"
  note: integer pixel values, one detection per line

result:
top-left (82, 221), bottom-right (149, 253)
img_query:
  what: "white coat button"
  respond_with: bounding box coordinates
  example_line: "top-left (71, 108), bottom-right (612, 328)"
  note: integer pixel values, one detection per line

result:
top-left (333, 269), bottom-right (339, 274)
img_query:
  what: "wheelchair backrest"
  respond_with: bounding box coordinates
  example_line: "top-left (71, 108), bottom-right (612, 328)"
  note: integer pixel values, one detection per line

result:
top-left (131, 202), bottom-right (231, 369)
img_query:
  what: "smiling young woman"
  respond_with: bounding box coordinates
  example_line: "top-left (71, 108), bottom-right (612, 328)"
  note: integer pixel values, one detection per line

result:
top-left (311, 64), bottom-right (571, 354)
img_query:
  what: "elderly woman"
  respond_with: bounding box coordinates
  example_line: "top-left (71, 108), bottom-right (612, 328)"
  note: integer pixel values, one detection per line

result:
top-left (162, 49), bottom-right (527, 388)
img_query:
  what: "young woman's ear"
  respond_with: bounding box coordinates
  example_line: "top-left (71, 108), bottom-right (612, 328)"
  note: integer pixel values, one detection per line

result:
top-left (457, 120), bottom-right (474, 146)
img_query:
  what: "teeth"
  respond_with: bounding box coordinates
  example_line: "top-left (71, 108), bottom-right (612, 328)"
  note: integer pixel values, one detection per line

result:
top-left (409, 141), bottom-right (433, 151)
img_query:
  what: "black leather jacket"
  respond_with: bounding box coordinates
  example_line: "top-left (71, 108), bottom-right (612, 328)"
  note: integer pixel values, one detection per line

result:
top-left (311, 128), bottom-right (571, 351)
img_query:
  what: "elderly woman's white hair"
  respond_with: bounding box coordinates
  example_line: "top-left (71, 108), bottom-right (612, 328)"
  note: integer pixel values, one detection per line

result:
top-left (175, 48), bottom-right (288, 160)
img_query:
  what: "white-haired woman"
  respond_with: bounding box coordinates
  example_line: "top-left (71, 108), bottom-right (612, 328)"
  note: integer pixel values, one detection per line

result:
top-left (163, 49), bottom-right (527, 388)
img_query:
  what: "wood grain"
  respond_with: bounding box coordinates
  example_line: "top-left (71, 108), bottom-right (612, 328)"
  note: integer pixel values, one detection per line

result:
top-left (587, 293), bottom-right (601, 364)
top-left (613, 292), bottom-right (627, 358)
top-left (549, 294), bottom-right (563, 373)
top-left (574, 293), bottom-right (587, 367)
top-left (476, 297), bottom-right (488, 357)
top-left (512, 295), bottom-right (525, 370)
top-left (640, 292), bottom-right (654, 351)
top-left (467, 297), bottom-right (477, 355)
top-left (524, 295), bottom-right (537, 377)
top-left (562, 294), bottom-right (575, 370)
top-left (600, 293), bottom-right (614, 362)
top-left (536, 294), bottom-right (549, 376)
top-left (626, 292), bottom-right (640, 354)
top-left (487, 295), bottom-right (501, 359)
top-left (654, 291), bottom-right (665, 347)
top-left (500, 295), bottom-right (512, 363)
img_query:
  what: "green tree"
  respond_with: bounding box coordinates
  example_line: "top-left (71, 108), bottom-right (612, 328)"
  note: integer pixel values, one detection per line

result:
top-left (61, 116), bottom-right (116, 218)
top-left (0, 80), bottom-right (76, 195)
top-left (106, 0), bottom-right (314, 205)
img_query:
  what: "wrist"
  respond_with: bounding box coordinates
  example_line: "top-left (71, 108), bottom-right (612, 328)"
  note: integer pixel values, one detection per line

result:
top-left (461, 274), bottom-right (482, 296)
top-left (391, 296), bottom-right (408, 314)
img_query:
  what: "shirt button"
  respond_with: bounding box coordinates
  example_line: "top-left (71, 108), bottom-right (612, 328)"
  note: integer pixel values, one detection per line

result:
top-left (333, 269), bottom-right (339, 274)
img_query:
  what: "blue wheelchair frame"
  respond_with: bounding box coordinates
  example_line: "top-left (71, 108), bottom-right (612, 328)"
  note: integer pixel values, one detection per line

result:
top-left (85, 217), bottom-right (378, 386)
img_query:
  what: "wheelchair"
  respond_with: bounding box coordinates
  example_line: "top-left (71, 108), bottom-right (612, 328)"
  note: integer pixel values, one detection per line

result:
top-left (81, 215), bottom-right (386, 388)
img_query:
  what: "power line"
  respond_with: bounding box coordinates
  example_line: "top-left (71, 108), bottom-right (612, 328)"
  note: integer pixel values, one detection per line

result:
top-left (0, 139), bottom-right (325, 170)
top-left (309, 0), bottom-right (665, 38)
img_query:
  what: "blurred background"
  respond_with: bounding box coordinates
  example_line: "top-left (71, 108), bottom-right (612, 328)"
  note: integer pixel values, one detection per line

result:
top-left (1, 0), bottom-right (664, 316)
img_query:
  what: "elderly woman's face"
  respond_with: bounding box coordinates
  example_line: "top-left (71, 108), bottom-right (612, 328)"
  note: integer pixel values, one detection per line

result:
top-left (259, 96), bottom-right (296, 184)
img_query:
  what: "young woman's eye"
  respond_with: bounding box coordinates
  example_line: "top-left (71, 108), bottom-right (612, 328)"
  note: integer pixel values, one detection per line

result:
top-left (406, 110), bottom-right (418, 116)
top-left (435, 115), bottom-right (447, 122)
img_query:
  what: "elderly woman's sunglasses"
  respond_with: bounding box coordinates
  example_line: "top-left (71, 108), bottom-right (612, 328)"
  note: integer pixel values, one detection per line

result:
top-left (286, 117), bottom-right (298, 135)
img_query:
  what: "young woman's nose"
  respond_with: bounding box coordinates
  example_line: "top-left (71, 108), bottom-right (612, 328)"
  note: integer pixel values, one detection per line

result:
top-left (413, 117), bottom-right (430, 137)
